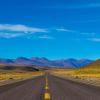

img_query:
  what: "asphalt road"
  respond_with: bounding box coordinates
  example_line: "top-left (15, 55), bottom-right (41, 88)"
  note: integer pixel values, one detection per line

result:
top-left (0, 74), bottom-right (100, 100)
top-left (0, 76), bottom-right (45, 100)
top-left (49, 75), bottom-right (100, 100)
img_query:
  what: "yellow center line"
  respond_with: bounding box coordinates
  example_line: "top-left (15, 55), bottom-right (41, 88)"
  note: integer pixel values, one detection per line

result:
top-left (44, 93), bottom-right (51, 100)
top-left (45, 86), bottom-right (49, 89)
top-left (44, 75), bottom-right (51, 100)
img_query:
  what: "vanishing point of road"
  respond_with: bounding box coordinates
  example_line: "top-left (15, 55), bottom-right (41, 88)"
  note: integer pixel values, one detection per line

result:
top-left (0, 74), bottom-right (100, 100)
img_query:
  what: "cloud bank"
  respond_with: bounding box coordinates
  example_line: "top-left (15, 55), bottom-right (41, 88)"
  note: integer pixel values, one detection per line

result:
top-left (0, 24), bottom-right (99, 42)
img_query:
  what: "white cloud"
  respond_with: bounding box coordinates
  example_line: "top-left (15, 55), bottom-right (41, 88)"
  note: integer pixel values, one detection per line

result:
top-left (0, 32), bottom-right (24, 38)
top-left (0, 24), bottom-right (47, 33)
top-left (56, 28), bottom-right (75, 32)
top-left (0, 24), bottom-right (48, 38)
top-left (88, 38), bottom-right (100, 42)
top-left (38, 35), bottom-right (54, 39)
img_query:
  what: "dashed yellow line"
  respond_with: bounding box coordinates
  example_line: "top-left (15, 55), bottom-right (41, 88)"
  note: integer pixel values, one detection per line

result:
top-left (44, 75), bottom-right (51, 100)
top-left (44, 93), bottom-right (51, 100)
top-left (45, 86), bottom-right (49, 90)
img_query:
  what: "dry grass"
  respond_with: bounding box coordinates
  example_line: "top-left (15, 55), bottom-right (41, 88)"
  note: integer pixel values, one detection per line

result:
top-left (50, 67), bottom-right (100, 87)
top-left (0, 71), bottom-right (43, 82)
top-left (0, 64), bottom-right (44, 82)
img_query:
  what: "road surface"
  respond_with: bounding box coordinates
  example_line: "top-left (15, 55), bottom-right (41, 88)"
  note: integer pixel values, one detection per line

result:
top-left (49, 75), bottom-right (100, 100)
top-left (0, 76), bottom-right (45, 100)
top-left (0, 74), bottom-right (100, 100)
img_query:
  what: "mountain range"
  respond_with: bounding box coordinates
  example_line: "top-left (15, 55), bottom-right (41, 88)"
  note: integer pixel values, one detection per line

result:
top-left (0, 57), bottom-right (93, 68)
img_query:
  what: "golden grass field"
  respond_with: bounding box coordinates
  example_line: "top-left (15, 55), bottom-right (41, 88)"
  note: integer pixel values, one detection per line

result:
top-left (0, 71), bottom-right (44, 84)
top-left (50, 66), bottom-right (100, 87)
top-left (0, 64), bottom-right (44, 82)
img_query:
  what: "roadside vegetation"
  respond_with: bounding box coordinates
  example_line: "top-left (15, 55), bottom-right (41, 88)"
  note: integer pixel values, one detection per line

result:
top-left (0, 64), bottom-right (43, 84)
top-left (50, 60), bottom-right (100, 87)
top-left (0, 71), bottom-right (43, 81)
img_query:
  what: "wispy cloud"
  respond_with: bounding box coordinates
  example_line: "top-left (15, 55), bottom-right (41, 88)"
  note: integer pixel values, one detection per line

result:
top-left (0, 32), bottom-right (24, 38)
top-left (56, 27), bottom-right (99, 42)
top-left (69, 3), bottom-right (100, 9)
top-left (56, 28), bottom-right (75, 32)
top-left (38, 35), bottom-right (54, 40)
top-left (88, 38), bottom-right (100, 42)
top-left (80, 32), bottom-right (96, 36)
top-left (0, 24), bottom-right (47, 33)
top-left (0, 24), bottom-right (47, 38)
top-left (46, 3), bottom-right (100, 9)
top-left (0, 24), bottom-right (99, 42)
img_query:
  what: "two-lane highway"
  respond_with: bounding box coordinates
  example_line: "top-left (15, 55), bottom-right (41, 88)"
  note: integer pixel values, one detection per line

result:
top-left (0, 74), bottom-right (100, 100)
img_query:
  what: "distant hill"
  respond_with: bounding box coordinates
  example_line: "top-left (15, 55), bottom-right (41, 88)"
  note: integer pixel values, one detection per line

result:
top-left (0, 64), bottom-right (39, 72)
top-left (0, 58), bottom-right (14, 64)
top-left (0, 57), bottom-right (93, 68)
top-left (52, 59), bottom-right (92, 68)
top-left (76, 59), bottom-right (100, 75)
top-left (82, 59), bottom-right (100, 69)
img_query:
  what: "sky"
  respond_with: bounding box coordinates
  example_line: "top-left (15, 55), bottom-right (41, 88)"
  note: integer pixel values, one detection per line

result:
top-left (0, 0), bottom-right (100, 60)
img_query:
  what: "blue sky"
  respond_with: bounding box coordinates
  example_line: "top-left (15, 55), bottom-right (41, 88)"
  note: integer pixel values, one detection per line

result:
top-left (0, 0), bottom-right (100, 60)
